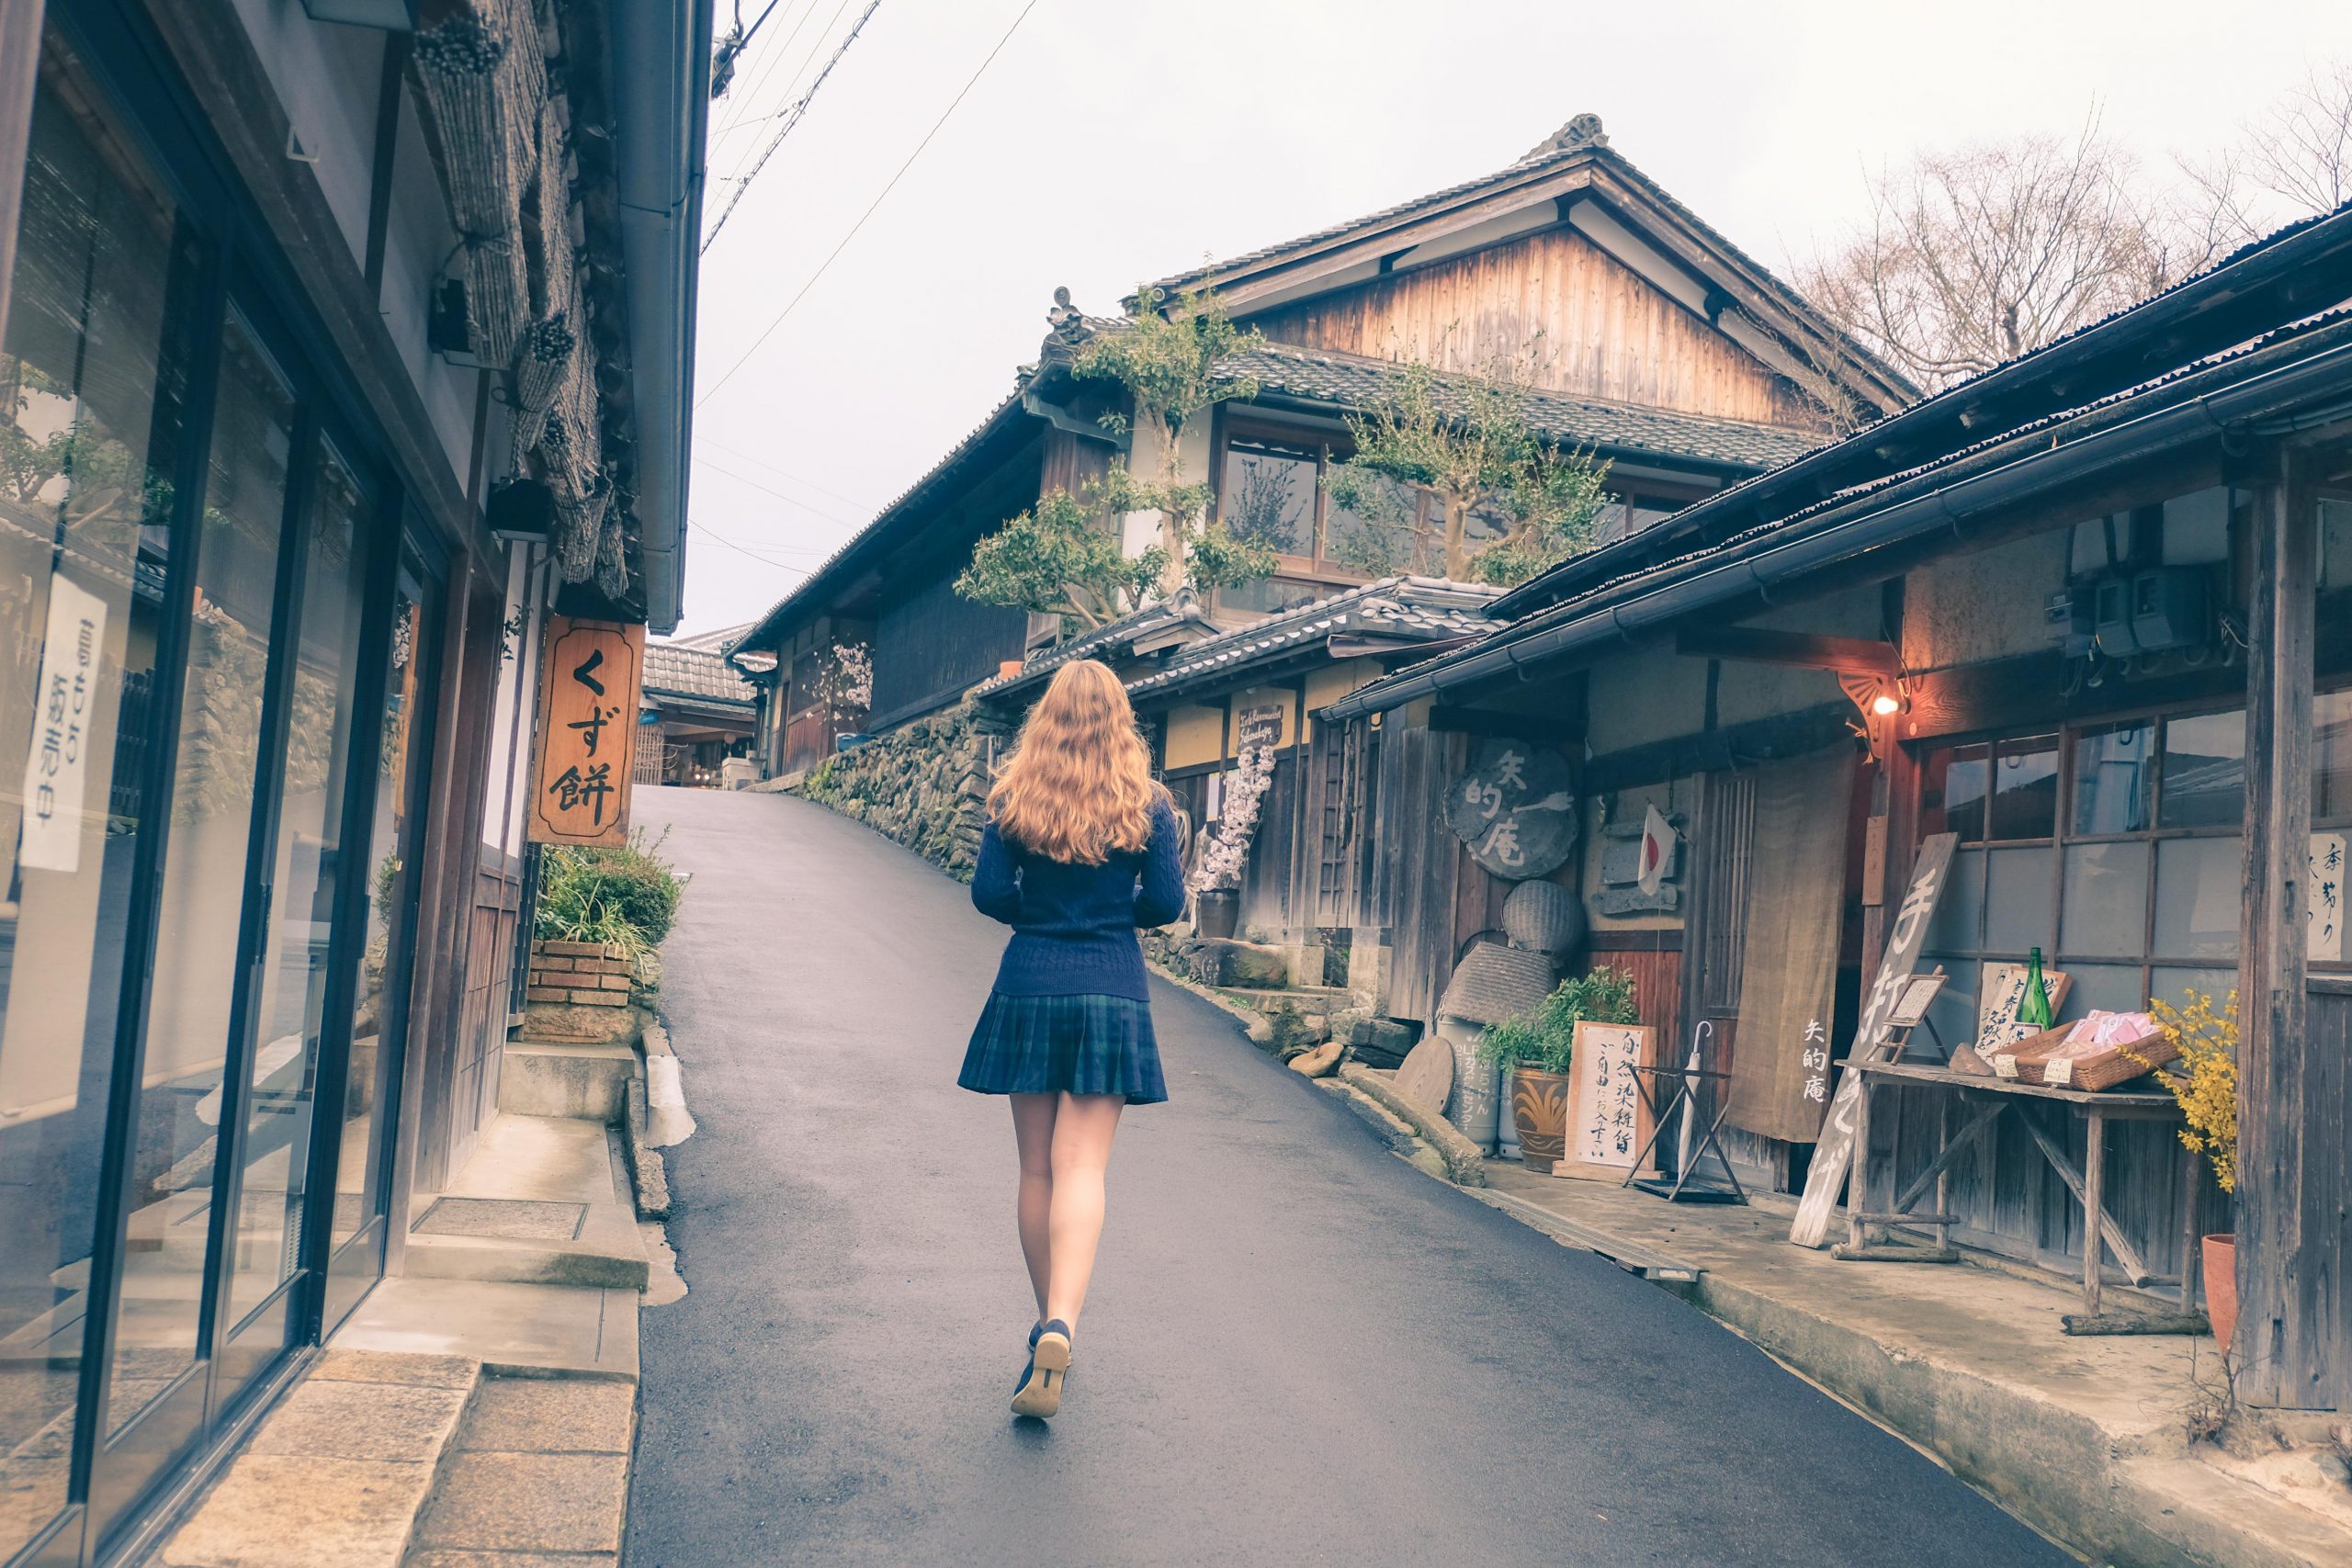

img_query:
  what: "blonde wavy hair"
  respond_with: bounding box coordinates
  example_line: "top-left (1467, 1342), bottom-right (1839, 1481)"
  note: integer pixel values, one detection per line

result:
top-left (989, 660), bottom-right (1159, 863)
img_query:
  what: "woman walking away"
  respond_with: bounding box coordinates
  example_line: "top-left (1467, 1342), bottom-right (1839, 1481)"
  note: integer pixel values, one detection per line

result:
top-left (960, 660), bottom-right (1183, 1420)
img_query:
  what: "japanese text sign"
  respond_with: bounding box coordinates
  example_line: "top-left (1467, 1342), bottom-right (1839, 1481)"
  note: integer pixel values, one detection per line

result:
top-left (1443, 736), bottom-right (1578, 880)
top-left (1559, 1021), bottom-right (1656, 1180)
top-left (529, 615), bottom-right (643, 847)
top-left (18, 572), bottom-right (107, 874)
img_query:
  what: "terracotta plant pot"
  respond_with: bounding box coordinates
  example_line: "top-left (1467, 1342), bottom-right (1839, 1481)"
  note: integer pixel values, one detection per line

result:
top-left (2202, 1234), bottom-right (2238, 1352)
top-left (1196, 887), bottom-right (1239, 941)
top-left (1510, 1066), bottom-right (1572, 1175)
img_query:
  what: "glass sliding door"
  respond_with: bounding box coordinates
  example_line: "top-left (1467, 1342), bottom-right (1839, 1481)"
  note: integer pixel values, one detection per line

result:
top-left (215, 436), bottom-right (374, 1392)
top-left (0, 24), bottom-right (207, 1566)
top-left (322, 541), bottom-right (438, 1332)
top-left (96, 307), bottom-right (297, 1513)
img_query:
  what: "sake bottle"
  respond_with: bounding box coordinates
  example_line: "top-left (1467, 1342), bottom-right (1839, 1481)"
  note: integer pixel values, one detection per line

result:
top-left (2020, 947), bottom-right (2054, 1029)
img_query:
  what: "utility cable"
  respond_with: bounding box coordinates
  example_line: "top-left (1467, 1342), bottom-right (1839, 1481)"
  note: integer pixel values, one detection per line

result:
top-left (695, 437), bottom-right (875, 511)
top-left (704, 0), bottom-right (878, 250)
top-left (695, 0), bottom-right (1042, 408)
top-left (690, 519), bottom-right (821, 576)
top-left (711, 0), bottom-right (820, 137)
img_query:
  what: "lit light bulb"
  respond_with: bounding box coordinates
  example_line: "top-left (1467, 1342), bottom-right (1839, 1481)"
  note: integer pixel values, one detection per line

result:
top-left (1870, 691), bottom-right (1903, 716)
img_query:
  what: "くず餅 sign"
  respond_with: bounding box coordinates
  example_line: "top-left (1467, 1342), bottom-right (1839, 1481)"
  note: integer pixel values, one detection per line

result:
top-left (530, 615), bottom-right (644, 848)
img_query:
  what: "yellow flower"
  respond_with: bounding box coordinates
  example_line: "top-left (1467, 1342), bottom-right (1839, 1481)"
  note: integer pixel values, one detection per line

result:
top-left (2146, 987), bottom-right (2238, 1194)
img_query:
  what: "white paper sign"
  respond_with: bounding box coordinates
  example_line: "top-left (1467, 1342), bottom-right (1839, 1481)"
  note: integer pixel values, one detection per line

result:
top-left (18, 572), bottom-right (107, 874)
top-left (2312, 832), bottom-right (2346, 963)
top-left (1569, 1023), bottom-right (1647, 1169)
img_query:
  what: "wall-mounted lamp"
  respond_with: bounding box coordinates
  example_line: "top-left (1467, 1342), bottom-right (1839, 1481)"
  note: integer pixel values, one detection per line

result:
top-left (1838, 671), bottom-right (1909, 757)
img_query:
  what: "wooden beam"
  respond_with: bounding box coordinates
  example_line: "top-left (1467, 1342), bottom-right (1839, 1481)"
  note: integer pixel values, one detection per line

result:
top-left (0, 0), bottom-right (43, 340)
top-left (2235, 447), bottom-right (2321, 1407)
top-left (1426, 705), bottom-right (1580, 743)
top-left (1580, 702), bottom-right (1857, 795)
top-left (1674, 626), bottom-right (1899, 676)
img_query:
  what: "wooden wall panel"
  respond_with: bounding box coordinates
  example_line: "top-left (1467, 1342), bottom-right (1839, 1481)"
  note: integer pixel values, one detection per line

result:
top-left (1244, 226), bottom-right (1812, 427)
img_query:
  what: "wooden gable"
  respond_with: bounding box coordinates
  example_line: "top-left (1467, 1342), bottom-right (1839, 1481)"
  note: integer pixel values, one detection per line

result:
top-left (1243, 223), bottom-right (1817, 429)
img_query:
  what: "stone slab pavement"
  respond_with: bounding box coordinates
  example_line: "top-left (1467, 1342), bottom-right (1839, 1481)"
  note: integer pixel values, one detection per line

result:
top-left (623, 785), bottom-right (2071, 1568)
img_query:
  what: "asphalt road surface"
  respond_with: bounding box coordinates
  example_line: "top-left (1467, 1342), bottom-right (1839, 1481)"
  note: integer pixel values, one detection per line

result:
top-left (624, 786), bottom-right (2068, 1568)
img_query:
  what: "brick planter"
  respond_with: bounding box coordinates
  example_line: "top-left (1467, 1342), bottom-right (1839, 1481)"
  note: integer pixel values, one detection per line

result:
top-left (526, 940), bottom-right (637, 1008)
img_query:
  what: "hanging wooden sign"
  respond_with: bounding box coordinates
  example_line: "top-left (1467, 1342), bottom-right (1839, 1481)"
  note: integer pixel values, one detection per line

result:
top-left (529, 615), bottom-right (644, 848)
top-left (1790, 831), bottom-right (1958, 1248)
top-left (1443, 737), bottom-right (1577, 880)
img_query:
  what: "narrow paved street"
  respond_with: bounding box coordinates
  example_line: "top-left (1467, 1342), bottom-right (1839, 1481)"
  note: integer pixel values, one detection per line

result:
top-left (624, 786), bottom-right (2066, 1568)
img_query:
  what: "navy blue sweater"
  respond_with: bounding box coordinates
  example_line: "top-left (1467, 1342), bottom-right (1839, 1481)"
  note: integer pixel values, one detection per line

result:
top-left (972, 798), bottom-right (1184, 1001)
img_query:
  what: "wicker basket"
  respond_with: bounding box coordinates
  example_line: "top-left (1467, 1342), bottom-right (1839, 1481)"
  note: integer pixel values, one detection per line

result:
top-left (1991, 1022), bottom-right (2177, 1090)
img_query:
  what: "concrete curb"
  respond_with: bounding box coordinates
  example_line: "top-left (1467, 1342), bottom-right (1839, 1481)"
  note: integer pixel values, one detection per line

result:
top-left (1337, 1064), bottom-right (1486, 1188)
top-left (1148, 957), bottom-right (1275, 1045)
top-left (622, 1077), bottom-right (672, 1221)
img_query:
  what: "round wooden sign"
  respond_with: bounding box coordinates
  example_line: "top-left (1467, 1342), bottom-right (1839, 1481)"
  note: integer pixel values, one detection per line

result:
top-left (1394, 1034), bottom-right (1455, 1117)
top-left (1443, 738), bottom-right (1578, 880)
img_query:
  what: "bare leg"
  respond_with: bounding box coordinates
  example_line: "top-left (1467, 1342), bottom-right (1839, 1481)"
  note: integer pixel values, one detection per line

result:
top-left (1009, 1094), bottom-right (1057, 1321)
top-left (1044, 1092), bottom-right (1125, 1328)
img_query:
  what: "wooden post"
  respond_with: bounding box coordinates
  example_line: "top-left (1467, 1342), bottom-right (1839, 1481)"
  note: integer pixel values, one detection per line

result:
top-left (2083, 1110), bottom-right (2107, 1318)
top-left (2235, 448), bottom-right (2318, 1406)
top-left (0, 0), bottom-right (43, 337)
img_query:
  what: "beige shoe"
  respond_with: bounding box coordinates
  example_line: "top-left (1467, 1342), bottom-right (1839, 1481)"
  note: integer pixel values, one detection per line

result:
top-left (1011, 1320), bottom-right (1071, 1418)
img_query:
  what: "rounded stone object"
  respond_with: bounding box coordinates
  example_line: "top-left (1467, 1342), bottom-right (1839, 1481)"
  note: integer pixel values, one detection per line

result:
top-left (1503, 879), bottom-right (1586, 957)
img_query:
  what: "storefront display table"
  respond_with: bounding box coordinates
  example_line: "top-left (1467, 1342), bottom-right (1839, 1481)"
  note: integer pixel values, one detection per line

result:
top-left (1843, 1062), bottom-right (2198, 1324)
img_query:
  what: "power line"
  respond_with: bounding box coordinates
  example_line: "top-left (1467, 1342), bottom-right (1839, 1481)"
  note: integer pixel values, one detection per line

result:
top-left (692, 458), bottom-right (863, 536)
top-left (689, 520), bottom-right (819, 576)
top-left (692, 455), bottom-right (864, 528)
top-left (704, 0), bottom-right (881, 251)
top-left (710, 0), bottom-right (820, 140)
top-left (695, 0), bottom-right (1042, 408)
top-left (695, 438), bottom-right (875, 510)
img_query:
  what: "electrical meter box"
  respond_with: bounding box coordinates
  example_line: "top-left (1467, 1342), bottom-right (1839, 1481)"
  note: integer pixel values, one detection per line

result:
top-left (2128, 567), bottom-right (2209, 652)
top-left (2045, 590), bottom-right (2096, 659)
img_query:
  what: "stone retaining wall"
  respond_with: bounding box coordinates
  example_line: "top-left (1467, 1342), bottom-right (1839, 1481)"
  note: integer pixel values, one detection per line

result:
top-left (785, 702), bottom-right (994, 878)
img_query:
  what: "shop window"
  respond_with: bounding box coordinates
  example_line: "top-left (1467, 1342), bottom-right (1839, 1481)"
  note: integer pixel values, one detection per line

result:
top-left (1988, 733), bottom-right (2059, 840)
top-left (1216, 575), bottom-right (1324, 615)
top-left (2156, 708), bottom-right (2245, 829)
top-left (1919, 740), bottom-right (1990, 842)
top-left (2317, 685), bottom-right (2352, 823)
top-left (0, 30), bottom-right (203, 1557)
top-left (1220, 437), bottom-right (1317, 558)
top-left (1916, 705), bottom-right (2250, 1041)
top-left (2071, 719), bottom-right (2154, 834)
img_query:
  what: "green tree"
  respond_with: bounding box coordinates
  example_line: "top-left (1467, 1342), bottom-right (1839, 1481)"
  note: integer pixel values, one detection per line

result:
top-left (1321, 344), bottom-right (1613, 587)
top-left (956, 284), bottom-right (1279, 629)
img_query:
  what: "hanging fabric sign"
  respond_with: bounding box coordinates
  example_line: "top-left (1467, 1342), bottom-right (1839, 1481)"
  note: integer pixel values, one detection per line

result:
top-left (1726, 750), bottom-right (1854, 1144)
top-left (18, 571), bottom-right (108, 874)
top-left (530, 615), bottom-right (644, 847)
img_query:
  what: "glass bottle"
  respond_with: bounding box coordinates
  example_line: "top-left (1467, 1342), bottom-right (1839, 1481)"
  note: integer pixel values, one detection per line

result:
top-left (2020, 946), bottom-right (2055, 1029)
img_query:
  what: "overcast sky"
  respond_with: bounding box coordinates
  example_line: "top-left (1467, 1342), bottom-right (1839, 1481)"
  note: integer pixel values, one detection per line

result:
top-left (676, 0), bottom-right (2352, 637)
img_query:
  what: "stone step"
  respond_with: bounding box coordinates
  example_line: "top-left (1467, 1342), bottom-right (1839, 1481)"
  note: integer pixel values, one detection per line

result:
top-left (403, 1195), bottom-right (649, 1291)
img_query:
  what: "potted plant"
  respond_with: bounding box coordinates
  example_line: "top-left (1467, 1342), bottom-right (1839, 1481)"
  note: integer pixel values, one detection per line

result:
top-left (2143, 987), bottom-right (2239, 1351)
top-left (1479, 966), bottom-right (1641, 1175)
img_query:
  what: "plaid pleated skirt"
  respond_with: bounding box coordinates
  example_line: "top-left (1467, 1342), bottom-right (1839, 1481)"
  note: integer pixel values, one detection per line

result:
top-left (959, 992), bottom-right (1167, 1105)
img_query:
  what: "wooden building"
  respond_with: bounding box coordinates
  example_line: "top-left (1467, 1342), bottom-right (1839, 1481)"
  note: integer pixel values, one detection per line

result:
top-left (729, 113), bottom-right (1910, 773)
top-left (1322, 202), bottom-right (2352, 1412)
top-left (639, 637), bottom-right (758, 787)
top-left (0, 2), bottom-right (707, 1558)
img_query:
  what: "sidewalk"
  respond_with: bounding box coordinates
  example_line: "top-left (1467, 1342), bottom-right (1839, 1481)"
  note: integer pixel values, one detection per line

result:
top-left (1323, 1075), bottom-right (2352, 1568)
top-left (156, 1102), bottom-right (669, 1567)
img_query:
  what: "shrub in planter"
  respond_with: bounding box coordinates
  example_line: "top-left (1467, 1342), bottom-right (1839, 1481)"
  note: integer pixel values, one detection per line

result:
top-left (1478, 966), bottom-right (1640, 1173)
top-left (535, 827), bottom-right (688, 959)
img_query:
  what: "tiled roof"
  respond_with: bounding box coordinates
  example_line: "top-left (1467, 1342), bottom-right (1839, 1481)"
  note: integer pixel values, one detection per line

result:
top-left (1334, 295), bottom-right (2352, 714)
top-left (643, 642), bottom-right (758, 707)
top-left (1227, 342), bottom-right (1822, 472)
top-left (971, 591), bottom-right (1219, 701)
top-left (1125, 577), bottom-right (1503, 697)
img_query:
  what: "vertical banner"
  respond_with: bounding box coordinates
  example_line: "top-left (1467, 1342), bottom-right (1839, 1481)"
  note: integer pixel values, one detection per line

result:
top-left (528, 615), bottom-right (644, 847)
top-left (18, 571), bottom-right (107, 874)
top-left (1790, 831), bottom-right (1958, 1247)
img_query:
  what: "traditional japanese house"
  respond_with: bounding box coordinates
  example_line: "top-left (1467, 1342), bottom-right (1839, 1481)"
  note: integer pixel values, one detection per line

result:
top-left (728, 113), bottom-right (1910, 775)
top-left (1322, 200), bottom-right (2352, 1412)
top-left (639, 636), bottom-right (758, 786)
top-left (0, 2), bottom-right (707, 1558)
